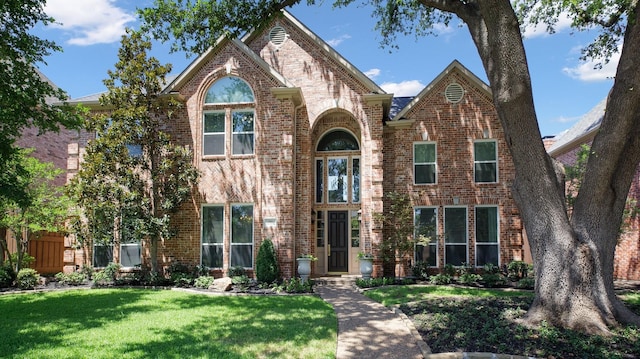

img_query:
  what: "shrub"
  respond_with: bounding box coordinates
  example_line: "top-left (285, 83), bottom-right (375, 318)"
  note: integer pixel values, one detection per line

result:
top-left (17, 268), bottom-right (39, 289)
top-left (274, 278), bottom-right (314, 293)
top-left (481, 273), bottom-right (508, 287)
top-left (411, 261), bottom-right (430, 280)
top-left (80, 265), bottom-right (95, 280)
top-left (93, 262), bottom-right (121, 285)
top-left (256, 238), bottom-right (279, 284)
top-left (458, 273), bottom-right (482, 285)
top-left (228, 266), bottom-right (245, 277)
top-left (516, 277), bottom-right (535, 289)
top-left (55, 271), bottom-right (87, 286)
top-left (355, 277), bottom-right (395, 288)
top-left (443, 264), bottom-right (456, 277)
top-left (194, 275), bottom-right (215, 289)
top-left (168, 262), bottom-right (196, 286)
top-left (0, 266), bottom-right (15, 288)
top-left (507, 260), bottom-right (530, 281)
top-left (429, 273), bottom-right (452, 285)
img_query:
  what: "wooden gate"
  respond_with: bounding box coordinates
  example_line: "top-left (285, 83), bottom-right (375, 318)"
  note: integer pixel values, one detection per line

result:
top-left (28, 232), bottom-right (64, 274)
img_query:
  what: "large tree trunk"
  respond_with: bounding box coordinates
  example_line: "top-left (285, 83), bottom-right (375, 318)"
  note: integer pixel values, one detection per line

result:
top-left (424, 0), bottom-right (640, 333)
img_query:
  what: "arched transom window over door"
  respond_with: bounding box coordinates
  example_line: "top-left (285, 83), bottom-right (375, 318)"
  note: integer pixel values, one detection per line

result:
top-left (202, 76), bottom-right (255, 157)
top-left (315, 129), bottom-right (361, 204)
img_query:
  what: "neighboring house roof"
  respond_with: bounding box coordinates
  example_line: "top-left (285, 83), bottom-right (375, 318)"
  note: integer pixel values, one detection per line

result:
top-left (547, 96), bottom-right (608, 157)
top-left (389, 60), bottom-right (492, 122)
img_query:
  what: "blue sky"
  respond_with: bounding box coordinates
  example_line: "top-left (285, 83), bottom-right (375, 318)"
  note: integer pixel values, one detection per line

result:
top-left (36, 0), bottom-right (617, 137)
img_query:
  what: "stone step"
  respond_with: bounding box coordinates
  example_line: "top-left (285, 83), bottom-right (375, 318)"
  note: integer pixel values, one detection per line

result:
top-left (314, 275), bottom-right (359, 287)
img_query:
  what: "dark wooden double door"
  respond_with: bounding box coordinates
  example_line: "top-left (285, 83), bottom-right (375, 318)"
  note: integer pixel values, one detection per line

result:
top-left (328, 211), bottom-right (349, 272)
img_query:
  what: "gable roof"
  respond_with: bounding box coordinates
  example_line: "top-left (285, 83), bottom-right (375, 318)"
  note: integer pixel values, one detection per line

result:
top-left (389, 60), bottom-right (491, 122)
top-left (240, 11), bottom-right (386, 95)
top-left (162, 37), bottom-right (294, 94)
top-left (547, 96), bottom-right (607, 156)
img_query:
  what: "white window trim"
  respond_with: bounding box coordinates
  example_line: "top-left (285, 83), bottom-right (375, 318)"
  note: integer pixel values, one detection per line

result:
top-left (119, 243), bottom-right (142, 268)
top-left (414, 206), bottom-right (438, 268)
top-left (93, 243), bottom-right (114, 268)
top-left (414, 141), bottom-right (437, 185)
top-left (327, 156), bottom-right (349, 204)
top-left (473, 139), bottom-right (498, 183)
top-left (231, 108), bottom-right (255, 156)
top-left (474, 205), bottom-right (501, 267)
top-left (444, 206), bottom-right (469, 266)
top-left (201, 204), bottom-right (225, 269)
top-left (203, 110), bottom-right (226, 157)
top-left (230, 203), bottom-right (254, 269)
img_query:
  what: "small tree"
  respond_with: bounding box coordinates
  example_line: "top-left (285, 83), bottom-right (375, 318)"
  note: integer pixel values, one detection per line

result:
top-left (256, 238), bottom-right (279, 283)
top-left (0, 149), bottom-right (73, 272)
top-left (374, 191), bottom-right (431, 277)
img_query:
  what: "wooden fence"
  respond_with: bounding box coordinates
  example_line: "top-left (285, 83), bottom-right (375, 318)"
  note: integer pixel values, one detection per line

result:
top-left (27, 232), bottom-right (65, 274)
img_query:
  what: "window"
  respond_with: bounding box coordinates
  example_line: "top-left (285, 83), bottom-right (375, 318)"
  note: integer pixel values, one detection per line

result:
top-left (316, 130), bottom-right (360, 204)
top-left (328, 158), bottom-right (348, 203)
top-left (474, 140), bottom-right (497, 183)
top-left (316, 211), bottom-right (324, 247)
top-left (315, 159), bottom-right (323, 203)
top-left (203, 112), bottom-right (225, 156)
top-left (231, 204), bottom-right (254, 268)
top-left (352, 158), bottom-right (360, 203)
top-left (415, 207), bottom-right (437, 267)
top-left (120, 214), bottom-right (141, 268)
top-left (445, 207), bottom-right (468, 266)
top-left (93, 243), bottom-right (113, 268)
top-left (475, 206), bottom-right (499, 267)
top-left (203, 77), bottom-right (255, 157)
top-left (232, 110), bottom-right (254, 155)
top-left (202, 206), bottom-right (224, 268)
top-left (414, 142), bottom-right (436, 184)
top-left (351, 210), bottom-right (360, 247)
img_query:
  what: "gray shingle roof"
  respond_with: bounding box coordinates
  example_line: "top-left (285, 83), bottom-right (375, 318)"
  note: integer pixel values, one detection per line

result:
top-left (547, 96), bottom-right (607, 155)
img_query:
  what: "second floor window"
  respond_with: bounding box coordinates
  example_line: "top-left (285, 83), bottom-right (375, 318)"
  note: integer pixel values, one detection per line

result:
top-left (414, 142), bottom-right (436, 184)
top-left (474, 140), bottom-right (497, 183)
top-left (203, 76), bottom-right (255, 157)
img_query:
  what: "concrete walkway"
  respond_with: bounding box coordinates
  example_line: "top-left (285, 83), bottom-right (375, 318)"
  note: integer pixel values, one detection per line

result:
top-left (315, 278), bottom-right (426, 359)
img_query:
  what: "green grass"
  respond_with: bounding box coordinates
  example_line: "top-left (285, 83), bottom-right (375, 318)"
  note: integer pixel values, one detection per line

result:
top-left (363, 284), bottom-right (533, 306)
top-left (0, 289), bottom-right (337, 359)
top-left (365, 285), bottom-right (640, 358)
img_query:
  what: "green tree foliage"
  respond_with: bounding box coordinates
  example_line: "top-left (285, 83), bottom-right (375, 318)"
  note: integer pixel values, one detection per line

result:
top-left (256, 238), bottom-right (279, 283)
top-left (0, 149), bottom-right (74, 272)
top-left (139, 0), bottom-right (640, 333)
top-left (69, 29), bottom-right (199, 274)
top-left (0, 0), bottom-right (83, 207)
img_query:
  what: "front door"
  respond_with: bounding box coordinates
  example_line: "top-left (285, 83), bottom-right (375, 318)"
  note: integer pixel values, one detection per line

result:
top-left (328, 211), bottom-right (349, 272)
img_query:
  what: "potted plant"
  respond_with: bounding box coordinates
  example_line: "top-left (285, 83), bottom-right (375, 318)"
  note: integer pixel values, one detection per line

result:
top-left (357, 252), bottom-right (374, 279)
top-left (296, 254), bottom-right (317, 282)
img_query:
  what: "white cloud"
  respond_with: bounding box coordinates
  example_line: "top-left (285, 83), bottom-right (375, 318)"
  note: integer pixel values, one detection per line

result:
top-left (521, 9), bottom-right (572, 39)
top-left (44, 0), bottom-right (136, 45)
top-left (326, 34), bottom-right (351, 47)
top-left (563, 47), bottom-right (620, 82)
top-left (364, 68), bottom-right (381, 79)
top-left (380, 80), bottom-right (424, 96)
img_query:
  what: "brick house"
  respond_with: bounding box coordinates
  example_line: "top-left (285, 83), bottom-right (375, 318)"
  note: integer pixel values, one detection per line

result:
top-left (64, 10), bottom-right (528, 278)
top-left (548, 97), bottom-right (640, 280)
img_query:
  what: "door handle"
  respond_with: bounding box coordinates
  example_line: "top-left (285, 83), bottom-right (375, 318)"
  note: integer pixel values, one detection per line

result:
top-left (327, 244), bottom-right (330, 256)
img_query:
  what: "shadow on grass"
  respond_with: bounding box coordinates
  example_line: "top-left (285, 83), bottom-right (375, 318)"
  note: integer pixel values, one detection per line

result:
top-left (0, 289), bottom-right (336, 358)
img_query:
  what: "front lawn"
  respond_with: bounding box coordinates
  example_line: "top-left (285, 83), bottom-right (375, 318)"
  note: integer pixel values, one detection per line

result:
top-left (365, 285), bottom-right (640, 358)
top-left (0, 289), bottom-right (337, 359)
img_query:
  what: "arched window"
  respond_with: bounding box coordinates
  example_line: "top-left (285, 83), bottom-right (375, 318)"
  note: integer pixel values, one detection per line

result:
top-left (317, 130), bottom-right (359, 151)
top-left (315, 129), bottom-right (360, 204)
top-left (203, 76), bottom-right (255, 156)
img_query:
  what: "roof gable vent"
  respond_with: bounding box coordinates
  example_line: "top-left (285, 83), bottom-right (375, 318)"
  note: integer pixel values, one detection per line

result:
top-left (444, 83), bottom-right (465, 104)
top-left (269, 26), bottom-right (287, 46)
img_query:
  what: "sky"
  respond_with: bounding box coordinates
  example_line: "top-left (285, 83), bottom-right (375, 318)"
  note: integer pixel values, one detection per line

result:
top-left (34, 0), bottom-right (618, 137)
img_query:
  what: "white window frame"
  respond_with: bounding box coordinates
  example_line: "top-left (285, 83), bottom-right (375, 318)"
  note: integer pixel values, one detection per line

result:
top-left (201, 204), bottom-right (225, 269)
top-left (203, 110), bottom-right (226, 156)
top-left (93, 243), bottom-right (114, 268)
top-left (231, 108), bottom-right (255, 155)
top-left (473, 140), bottom-right (498, 183)
top-left (414, 206), bottom-right (438, 267)
top-left (230, 203), bottom-right (254, 269)
top-left (327, 156), bottom-right (349, 204)
top-left (414, 142), bottom-right (437, 185)
top-left (352, 156), bottom-right (361, 204)
top-left (444, 206), bottom-right (468, 266)
top-left (474, 205), bottom-right (500, 268)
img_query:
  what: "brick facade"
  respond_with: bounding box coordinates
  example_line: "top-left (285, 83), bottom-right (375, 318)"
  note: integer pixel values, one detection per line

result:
top-left (65, 11), bottom-right (529, 278)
